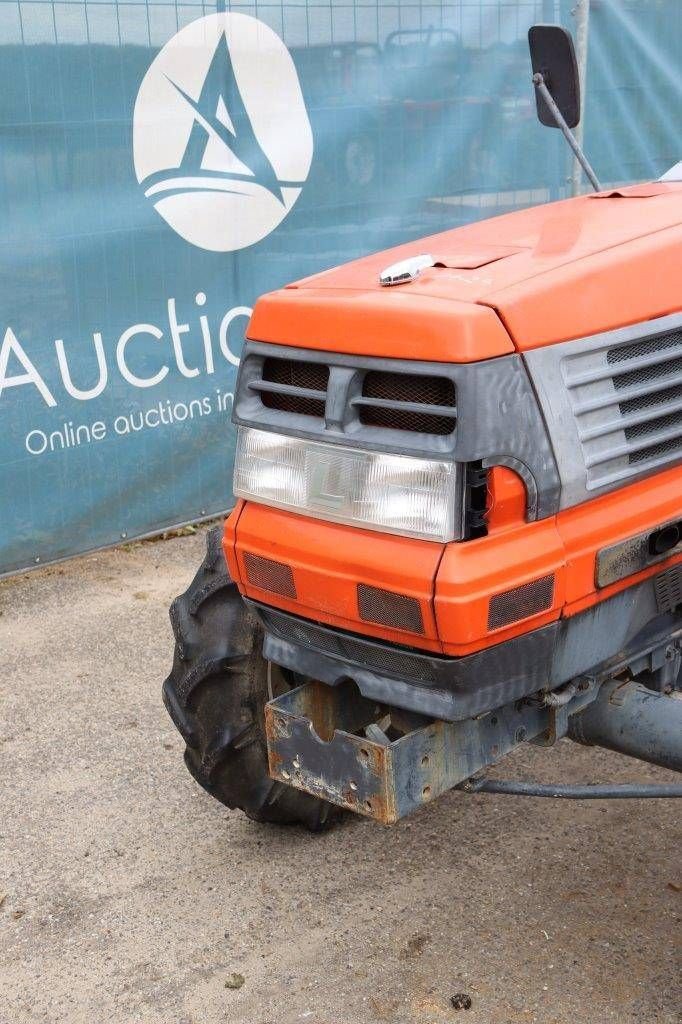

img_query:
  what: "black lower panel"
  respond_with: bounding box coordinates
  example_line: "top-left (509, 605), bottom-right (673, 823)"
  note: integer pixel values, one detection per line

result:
top-left (250, 575), bottom-right (680, 722)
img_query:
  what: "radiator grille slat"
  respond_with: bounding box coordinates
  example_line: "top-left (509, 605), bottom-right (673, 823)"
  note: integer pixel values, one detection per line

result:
top-left (565, 333), bottom-right (682, 386)
top-left (562, 326), bottom-right (682, 490)
top-left (573, 368), bottom-right (682, 415)
top-left (620, 381), bottom-right (682, 415)
top-left (585, 415), bottom-right (682, 468)
top-left (256, 358), bottom-right (329, 418)
top-left (247, 355), bottom-right (458, 441)
top-left (357, 371), bottom-right (456, 435)
top-left (579, 391), bottom-right (682, 440)
top-left (607, 331), bottom-right (682, 364)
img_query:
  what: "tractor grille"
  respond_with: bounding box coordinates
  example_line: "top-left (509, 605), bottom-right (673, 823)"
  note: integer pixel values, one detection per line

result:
top-left (488, 574), bottom-right (555, 631)
top-left (243, 349), bottom-right (458, 444)
top-left (563, 326), bottom-right (682, 490)
top-left (253, 357), bottom-right (329, 418)
top-left (257, 605), bottom-right (437, 683)
top-left (357, 584), bottom-right (425, 634)
top-left (356, 371), bottom-right (457, 435)
top-left (655, 565), bottom-right (682, 614)
top-left (243, 553), bottom-right (297, 599)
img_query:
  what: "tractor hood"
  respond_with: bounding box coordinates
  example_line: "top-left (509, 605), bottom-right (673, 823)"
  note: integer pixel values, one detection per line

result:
top-left (249, 182), bottom-right (682, 360)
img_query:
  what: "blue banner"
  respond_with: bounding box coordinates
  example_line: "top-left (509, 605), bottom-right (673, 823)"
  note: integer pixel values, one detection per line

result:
top-left (1, 0), bottom-right (679, 575)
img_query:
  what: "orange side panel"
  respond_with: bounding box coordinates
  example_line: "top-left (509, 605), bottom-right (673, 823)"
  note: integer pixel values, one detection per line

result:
top-left (248, 288), bottom-right (514, 362)
top-left (486, 225), bottom-right (682, 348)
top-left (435, 469), bottom-right (682, 658)
top-left (223, 500), bottom-right (245, 590)
top-left (435, 519), bottom-right (567, 656)
top-left (233, 503), bottom-right (445, 652)
top-left (485, 467), bottom-right (527, 533)
top-left (556, 465), bottom-right (682, 615)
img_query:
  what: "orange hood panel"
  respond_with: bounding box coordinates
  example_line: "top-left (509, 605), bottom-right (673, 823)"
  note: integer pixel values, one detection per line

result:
top-left (248, 184), bottom-right (682, 360)
top-left (248, 287), bottom-right (514, 363)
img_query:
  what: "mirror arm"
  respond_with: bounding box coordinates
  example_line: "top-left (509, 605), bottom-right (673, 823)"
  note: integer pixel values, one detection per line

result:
top-left (533, 72), bottom-right (602, 192)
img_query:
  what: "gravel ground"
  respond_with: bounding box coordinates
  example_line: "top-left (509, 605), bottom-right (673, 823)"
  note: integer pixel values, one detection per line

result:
top-left (1, 525), bottom-right (680, 1024)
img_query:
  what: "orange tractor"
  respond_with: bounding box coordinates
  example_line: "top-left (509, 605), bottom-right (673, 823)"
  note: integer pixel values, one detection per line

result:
top-left (163, 26), bottom-right (682, 828)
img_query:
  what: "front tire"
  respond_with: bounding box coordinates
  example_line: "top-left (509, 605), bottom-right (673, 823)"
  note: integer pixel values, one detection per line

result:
top-left (162, 527), bottom-right (337, 830)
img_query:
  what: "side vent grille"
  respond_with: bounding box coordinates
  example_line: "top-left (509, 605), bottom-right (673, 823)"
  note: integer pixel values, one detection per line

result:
top-left (357, 584), bottom-right (425, 634)
top-left (563, 326), bottom-right (682, 490)
top-left (488, 575), bottom-right (555, 631)
top-left (356, 371), bottom-right (456, 435)
top-left (252, 358), bottom-right (329, 418)
top-left (655, 566), bottom-right (682, 614)
top-left (243, 553), bottom-right (297, 599)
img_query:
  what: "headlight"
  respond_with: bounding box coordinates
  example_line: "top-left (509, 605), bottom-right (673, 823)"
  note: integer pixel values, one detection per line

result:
top-left (233, 427), bottom-right (459, 541)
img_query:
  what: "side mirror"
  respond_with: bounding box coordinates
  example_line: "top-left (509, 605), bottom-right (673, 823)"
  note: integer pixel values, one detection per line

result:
top-left (528, 24), bottom-right (580, 129)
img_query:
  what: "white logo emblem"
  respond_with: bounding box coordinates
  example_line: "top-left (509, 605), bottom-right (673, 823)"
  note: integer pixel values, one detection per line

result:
top-left (133, 13), bottom-right (313, 252)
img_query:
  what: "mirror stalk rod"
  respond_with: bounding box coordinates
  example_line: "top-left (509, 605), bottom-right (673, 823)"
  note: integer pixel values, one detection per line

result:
top-left (533, 72), bottom-right (602, 192)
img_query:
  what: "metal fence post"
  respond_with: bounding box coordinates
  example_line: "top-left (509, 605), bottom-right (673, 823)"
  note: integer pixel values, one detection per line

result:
top-left (571, 0), bottom-right (592, 195)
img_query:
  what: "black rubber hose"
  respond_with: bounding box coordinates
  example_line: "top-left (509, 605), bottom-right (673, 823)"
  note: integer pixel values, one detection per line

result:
top-left (461, 778), bottom-right (682, 799)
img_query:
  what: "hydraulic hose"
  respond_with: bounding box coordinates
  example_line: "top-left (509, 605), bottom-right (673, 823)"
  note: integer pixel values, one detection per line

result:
top-left (460, 778), bottom-right (682, 799)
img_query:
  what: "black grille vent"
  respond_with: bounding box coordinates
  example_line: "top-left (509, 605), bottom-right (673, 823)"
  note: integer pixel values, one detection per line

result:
top-left (258, 606), bottom-right (437, 683)
top-left (357, 584), bottom-right (424, 634)
top-left (625, 409), bottom-right (680, 442)
top-left (619, 381), bottom-right (682, 415)
top-left (629, 436), bottom-right (682, 465)
top-left (244, 553), bottom-right (297, 598)
top-left (488, 575), bottom-right (555, 631)
top-left (611, 354), bottom-right (682, 394)
top-left (607, 331), bottom-right (682, 364)
top-left (655, 566), bottom-right (681, 614)
top-left (357, 371), bottom-right (456, 435)
top-left (240, 346), bottom-right (462, 456)
top-left (255, 358), bottom-right (329, 418)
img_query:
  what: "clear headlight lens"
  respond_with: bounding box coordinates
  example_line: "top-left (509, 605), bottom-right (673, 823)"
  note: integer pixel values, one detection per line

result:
top-left (233, 427), bottom-right (459, 541)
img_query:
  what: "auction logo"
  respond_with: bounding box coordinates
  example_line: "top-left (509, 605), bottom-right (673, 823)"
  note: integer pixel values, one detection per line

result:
top-left (133, 13), bottom-right (313, 252)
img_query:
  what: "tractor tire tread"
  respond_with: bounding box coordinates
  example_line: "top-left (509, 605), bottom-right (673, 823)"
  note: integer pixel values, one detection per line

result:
top-left (163, 526), bottom-right (337, 830)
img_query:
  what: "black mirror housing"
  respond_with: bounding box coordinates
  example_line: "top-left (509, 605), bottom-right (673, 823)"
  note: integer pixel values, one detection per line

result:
top-left (528, 24), bottom-right (581, 129)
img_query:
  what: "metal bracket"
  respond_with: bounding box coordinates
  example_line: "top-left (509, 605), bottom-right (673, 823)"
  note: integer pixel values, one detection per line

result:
top-left (265, 679), bottom-right (549, 823)
top-left (264, 629), bottom-right (681, 823)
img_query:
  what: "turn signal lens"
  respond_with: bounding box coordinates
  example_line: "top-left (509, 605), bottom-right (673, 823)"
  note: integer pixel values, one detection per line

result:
top-left (233, 427), bottom-right (459, 541)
